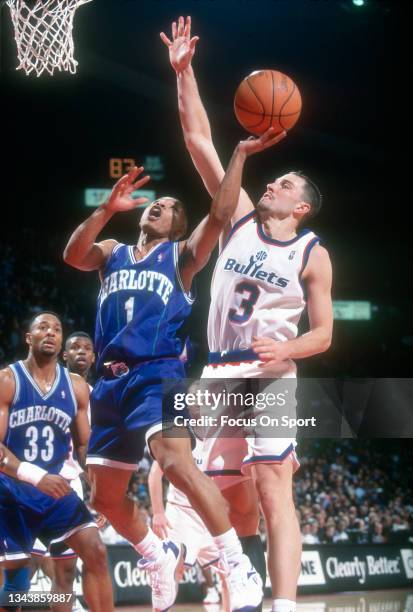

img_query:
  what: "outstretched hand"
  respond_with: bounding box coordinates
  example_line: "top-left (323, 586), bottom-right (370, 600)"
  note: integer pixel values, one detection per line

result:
top-left (105, 166), bottom-right (151, 213)
top-left (238, 127), bottom-right (287, 157)
top-left (160, 15), bottom-right (199, 74)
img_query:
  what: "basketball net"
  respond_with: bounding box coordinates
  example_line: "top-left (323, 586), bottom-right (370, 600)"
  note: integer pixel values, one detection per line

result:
top-left (6, 0), bottom-right (92, 76)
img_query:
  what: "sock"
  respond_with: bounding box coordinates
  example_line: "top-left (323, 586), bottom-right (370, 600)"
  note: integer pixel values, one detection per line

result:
top-left (134, 528), bottom-right (163, 561)
top-left (214, 528), bottom-right (243, 566)
top-left (272, 598), bottom-right (296, 612)
top-left (240, 535), bottom-right (266, 612)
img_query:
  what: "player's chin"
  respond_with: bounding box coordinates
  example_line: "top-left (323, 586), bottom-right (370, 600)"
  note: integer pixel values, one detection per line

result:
top-left (256, 197), bottom-right (271, 211)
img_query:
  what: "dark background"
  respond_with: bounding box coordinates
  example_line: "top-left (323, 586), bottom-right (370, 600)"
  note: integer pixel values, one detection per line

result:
top-left (0, 0), bottom-right (409, 377)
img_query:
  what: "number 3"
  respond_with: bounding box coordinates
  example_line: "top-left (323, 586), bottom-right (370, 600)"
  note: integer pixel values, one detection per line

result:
top-left (228, 281), bottom-right (260, 324)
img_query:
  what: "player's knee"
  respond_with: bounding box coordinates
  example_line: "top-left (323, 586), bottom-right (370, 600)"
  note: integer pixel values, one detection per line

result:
top-left (82, 539), bottom-right (108, 575)
top-left (89, 488), bottom-right (116, 516)
top-left (54, 562), bottom-right (76, 591)
top-left (162, 456), bottom-right (195, 490)
top-left (230, 508), bottom-right (259, 536)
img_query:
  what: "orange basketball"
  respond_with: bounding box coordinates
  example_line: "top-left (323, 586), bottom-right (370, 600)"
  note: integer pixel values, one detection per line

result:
top-left (234, 69), bottom-right (302, 136)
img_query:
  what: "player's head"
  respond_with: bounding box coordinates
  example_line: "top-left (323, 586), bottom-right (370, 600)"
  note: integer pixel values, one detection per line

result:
top-left (139, 197), bottom-right (187, 241)
top-left (25, 311), bottom-right (63, 358)
top-left (257, 171), bottom-right (322, 224)
top-left (63, 331), bottom-right (95, 379)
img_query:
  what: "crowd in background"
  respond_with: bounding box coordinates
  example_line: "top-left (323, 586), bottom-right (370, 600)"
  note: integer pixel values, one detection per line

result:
top-left (93, 440), bottom-right (413, 547)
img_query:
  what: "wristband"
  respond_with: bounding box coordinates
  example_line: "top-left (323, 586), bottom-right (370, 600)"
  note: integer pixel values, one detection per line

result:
top-left (17, 462), bottom-right (47, 486)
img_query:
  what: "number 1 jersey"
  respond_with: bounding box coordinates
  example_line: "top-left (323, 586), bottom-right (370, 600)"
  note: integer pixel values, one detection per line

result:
top-left (208, 211), bottom-right (320, 353)
top-left (94, 242), bottom-right (194, 371)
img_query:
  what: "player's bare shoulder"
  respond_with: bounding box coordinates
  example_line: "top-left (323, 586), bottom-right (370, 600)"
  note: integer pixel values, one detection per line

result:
top-left (68, 371), bottom-right (90, 404)
top-left (0, 366), bottom-right (16, 404)
top-left (301, 243), bottom-right (332, 281)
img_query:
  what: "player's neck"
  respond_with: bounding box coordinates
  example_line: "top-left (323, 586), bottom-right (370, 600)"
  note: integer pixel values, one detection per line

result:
top-left (260, 216), bottom-right (299, 242)
top-left (136, 234), bottom-right (168, 258)
top-left (24, 354), bottom-right (58, 388)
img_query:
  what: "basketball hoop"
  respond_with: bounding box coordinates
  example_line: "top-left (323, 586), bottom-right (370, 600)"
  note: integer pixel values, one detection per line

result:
top-left (6, 0), bottom-right (92, 76)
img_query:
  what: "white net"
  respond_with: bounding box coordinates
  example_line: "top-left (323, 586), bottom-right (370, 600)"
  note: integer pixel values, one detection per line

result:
top-left (6, 0), bottom-right (92, 76)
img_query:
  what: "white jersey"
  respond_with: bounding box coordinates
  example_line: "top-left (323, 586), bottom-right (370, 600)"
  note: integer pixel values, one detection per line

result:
top-left (208, 211), bottom-right (320, 354)
top-left (167, 439), bottom-right (204, 507)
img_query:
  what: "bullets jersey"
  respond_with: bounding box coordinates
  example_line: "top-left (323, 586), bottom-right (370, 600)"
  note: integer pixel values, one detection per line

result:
top-left (208, 211), bottom-right (320, 354)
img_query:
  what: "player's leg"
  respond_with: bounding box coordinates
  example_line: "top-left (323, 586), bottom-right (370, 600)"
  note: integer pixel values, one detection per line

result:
top-left (0, 560), bottom-right (30, 612)
top-left (65, 527), bottom-right (112, 612)
top-left (150, 431), bottom-right (233, 536)
top-left (0, 487), bottom-right (32, 612)
top-left (219, 474), bottom-right (266, 611)
top-left (88, 465), bottom-right (148, 543)
top-left (50, 556), bottom-right (78, 612)
top-left (252, 461), bottom-right (301, 612)
top-left (150, 431), bottom-right (263, 610)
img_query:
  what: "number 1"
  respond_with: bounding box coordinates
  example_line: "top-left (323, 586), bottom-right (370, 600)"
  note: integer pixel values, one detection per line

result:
top-left (125, 297), bottom-right (134, 323)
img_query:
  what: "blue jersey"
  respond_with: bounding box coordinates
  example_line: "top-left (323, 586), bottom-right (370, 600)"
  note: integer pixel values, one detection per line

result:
top-left (3, 361), bottom-right (76, 474)
top-left (94, 241), bottom-right (194, 371)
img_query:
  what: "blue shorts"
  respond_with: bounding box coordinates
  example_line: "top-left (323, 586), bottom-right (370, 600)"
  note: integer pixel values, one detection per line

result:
top-left (87, 358), bottom-right (188, 469)
top-left (0, 475), bottom-right (95, 562)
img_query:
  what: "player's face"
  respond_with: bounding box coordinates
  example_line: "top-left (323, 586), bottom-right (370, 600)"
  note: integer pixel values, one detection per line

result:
top-left (63, 336), bottom-right (95, 377)
top-left (257, 173), bottom-right (306, 217)
top-left (26, 314), bottom-right (63, 357)
top-left (139, 197), bottom-right (183, 239)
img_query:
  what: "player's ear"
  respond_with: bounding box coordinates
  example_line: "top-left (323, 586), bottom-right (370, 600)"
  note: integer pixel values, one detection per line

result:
top-left (91, 352), bottom-right (96, 365)
top-left (25, 332), bottom-right (32, 347)
top-left (295, 201), bottom-right (311, 217)
top-left (62, 351), bottom-right (68, 362)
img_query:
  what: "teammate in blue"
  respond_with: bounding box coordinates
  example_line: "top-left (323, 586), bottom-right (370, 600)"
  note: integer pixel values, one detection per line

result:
top-left (0, 312), bottom-right (113, 612)
top-left (63, 144), bottom-right (284, 611)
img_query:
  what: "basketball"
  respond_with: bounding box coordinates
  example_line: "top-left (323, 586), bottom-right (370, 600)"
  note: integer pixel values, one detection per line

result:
top-left (234, 69), bottom-right (302, 136)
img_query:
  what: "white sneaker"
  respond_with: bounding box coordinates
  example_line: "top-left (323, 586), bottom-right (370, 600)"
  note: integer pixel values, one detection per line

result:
top-left (203, 585), bottom-right (221, 604)
top-left (223, 553), bottom-right (263, 611)
top-left (137, 540), bottom-right (185, 611)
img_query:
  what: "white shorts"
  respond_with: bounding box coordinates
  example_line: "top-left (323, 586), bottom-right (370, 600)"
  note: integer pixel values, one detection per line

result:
top-left (32, 476), bottom-right (84, 559)
top-left (165, 502), bottom-right (220, 568)
top-left (201, 361), bottom-right (300, 482)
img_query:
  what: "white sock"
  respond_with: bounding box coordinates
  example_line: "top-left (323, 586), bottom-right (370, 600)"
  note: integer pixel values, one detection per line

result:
top-left (272, 598), bottom-right (296, 612)
top-left (134, 528), bottom-right (163, 561)
top-left (213, 528), bottom-right (243, 566)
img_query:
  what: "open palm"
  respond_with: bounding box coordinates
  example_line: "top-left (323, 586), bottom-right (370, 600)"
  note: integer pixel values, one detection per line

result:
top-left (160, 15), bottom-right (199, 73)
top-left (106, 166), bottom-right (151, 212)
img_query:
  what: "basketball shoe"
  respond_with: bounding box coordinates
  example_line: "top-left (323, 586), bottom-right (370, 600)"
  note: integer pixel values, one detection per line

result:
top-left (217, 553), bottom-right (263, 611)
top-left (137, 540), bottom-right (186, 611)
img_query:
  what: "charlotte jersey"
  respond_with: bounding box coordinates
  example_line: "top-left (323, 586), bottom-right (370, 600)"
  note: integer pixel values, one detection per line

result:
top-left (95, 242), bottom-right (194, 371)
top-left (2, 361), bottom-right (77, 474)
top-left (208, 211), bottom-right (320, 353)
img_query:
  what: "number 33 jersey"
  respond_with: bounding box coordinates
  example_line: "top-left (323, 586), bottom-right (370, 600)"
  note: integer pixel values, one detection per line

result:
top-left (4, 362), bottom-right (76, 474)
top-left (208, 211), bottom-right (320, 353)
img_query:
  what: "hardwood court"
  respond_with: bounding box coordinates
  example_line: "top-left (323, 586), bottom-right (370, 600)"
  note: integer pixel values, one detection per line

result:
top-left (116, 588), bottom-right (413, 611)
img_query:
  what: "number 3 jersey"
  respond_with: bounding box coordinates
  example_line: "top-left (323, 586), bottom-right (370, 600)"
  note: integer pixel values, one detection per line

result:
top-left (94, 242), bottom-right (194, 372)
top-left (208, 211), bottom-right (320, 355)
top-left (2, 361), bottom-right (77, 474)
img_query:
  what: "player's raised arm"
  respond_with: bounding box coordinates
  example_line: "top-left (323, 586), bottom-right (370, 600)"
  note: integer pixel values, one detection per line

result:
top-left (0, 369), bottom-right (71, 499)
top-left (160, 16), bottom-right (254, 224)
top-left (179, 128), bottom-right (286, 292)
top-left (69, 373), bottom-right (91, 470)
top-left (63, 166), bottom-right (150, 271)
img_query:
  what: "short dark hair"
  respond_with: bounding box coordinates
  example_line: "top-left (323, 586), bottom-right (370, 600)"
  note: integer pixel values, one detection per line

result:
top-left (65, 331), bottom-right (94, 350)
top-left (291, 171), bottom-right (323, 219)
top-left (27, 311), bottom-right (62, 331)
